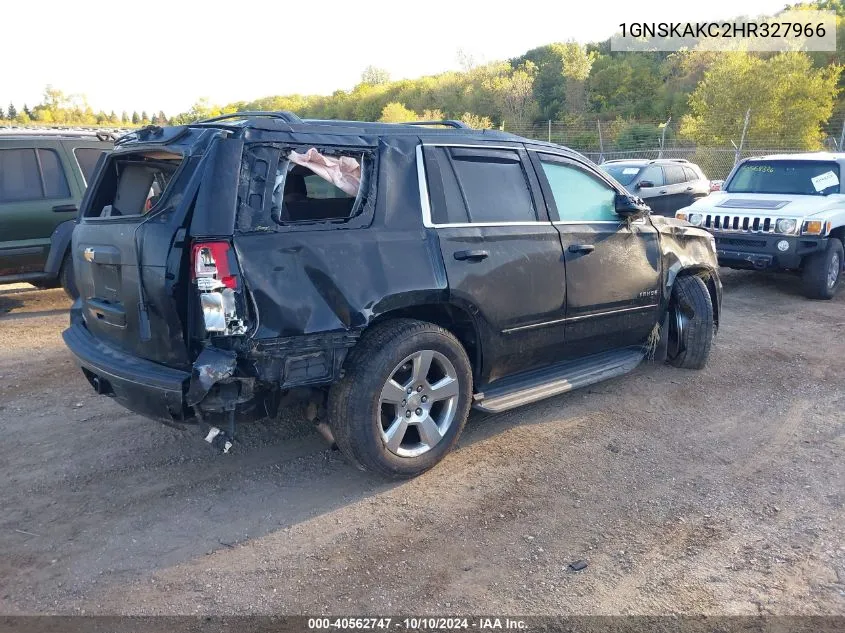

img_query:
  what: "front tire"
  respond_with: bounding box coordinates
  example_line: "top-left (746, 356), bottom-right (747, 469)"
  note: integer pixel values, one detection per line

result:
top-left (667, 275), bottom-right (714, 370)
top-left (328, 319), bottom-right (473, 479)
top-left (802, 238), bottom-right (843, 300)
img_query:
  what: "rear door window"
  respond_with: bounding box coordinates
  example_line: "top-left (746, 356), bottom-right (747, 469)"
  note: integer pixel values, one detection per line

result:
top-left (0, 148), bottom-right (42, 202)
top-left (38, 149), bottom-right (71, 198)
top-left (683, 166), bottom-right (699, 182)
top-left (639, 165), bottom-right (664, 187)
top-left (74, 147), bottom-right (107, 184)
top-left (663, 164), bottom-right (686, 185)
top-left (447, 147), bottom-right (536, 223)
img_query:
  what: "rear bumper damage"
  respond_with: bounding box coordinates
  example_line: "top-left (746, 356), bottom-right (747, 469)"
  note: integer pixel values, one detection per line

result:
top-left (63, 315), bottom-right (360, 427)
top-left (63, 321), bottom-right (191, 423)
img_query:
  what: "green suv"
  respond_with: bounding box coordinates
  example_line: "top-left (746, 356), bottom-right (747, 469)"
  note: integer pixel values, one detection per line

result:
top-left (0, 130), bottom-right (113, 297)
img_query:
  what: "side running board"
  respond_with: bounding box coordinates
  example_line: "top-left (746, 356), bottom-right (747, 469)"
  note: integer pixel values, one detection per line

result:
top-left (473, 348), bottom-right (645, 413)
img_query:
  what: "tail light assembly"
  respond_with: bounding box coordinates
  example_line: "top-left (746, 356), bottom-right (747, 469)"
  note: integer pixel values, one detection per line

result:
top-left (191, 241), bottom-right (247, 336)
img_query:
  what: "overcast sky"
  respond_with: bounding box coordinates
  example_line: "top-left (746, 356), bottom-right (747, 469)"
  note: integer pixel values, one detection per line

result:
top-left (2, 0), bottom-right (792, 115)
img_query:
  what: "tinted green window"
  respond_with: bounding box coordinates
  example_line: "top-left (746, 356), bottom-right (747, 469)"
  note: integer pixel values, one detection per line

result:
top-left (38, 149), bottom-right (70, 198)
top-left (0, 148), bottom-right (42, 202)
top-left (541, 160), bottom-right (617, 222)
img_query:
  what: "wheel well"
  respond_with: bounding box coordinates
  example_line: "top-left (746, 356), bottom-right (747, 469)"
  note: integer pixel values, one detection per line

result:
top-left (370, 304), bottom-right (481, 379)
top-left (829, 226), bottom-right (845, 245)
top-left (674, 267), bottom-right (720, 332)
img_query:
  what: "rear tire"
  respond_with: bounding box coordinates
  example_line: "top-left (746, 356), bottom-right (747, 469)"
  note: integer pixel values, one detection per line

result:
top-left (667, 275), bottom-right (714, 370)
top-left (328, 319), bottom-right (473, 479)
top-left (59, 251), bottom-right (78, 300)
top-left (801, 238), bottom-right (843, 300)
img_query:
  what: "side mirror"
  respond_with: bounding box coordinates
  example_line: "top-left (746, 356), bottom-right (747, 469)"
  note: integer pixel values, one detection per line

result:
top-left (615, 193), bottom-right (651, 217)
top-left (638, 180), bottom-right (654, 189)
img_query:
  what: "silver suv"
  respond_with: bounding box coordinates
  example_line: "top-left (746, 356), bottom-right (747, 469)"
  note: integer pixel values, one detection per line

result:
top-left (601, 158), bottom-right (710, 216)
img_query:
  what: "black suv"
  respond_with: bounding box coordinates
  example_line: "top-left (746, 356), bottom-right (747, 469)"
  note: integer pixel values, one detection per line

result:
top-left (600, 158), bottom-right (710, 217)
top-left (63, 113), bottom-right (722, 478)
top-left (0, 130), bottom-right (113, 297)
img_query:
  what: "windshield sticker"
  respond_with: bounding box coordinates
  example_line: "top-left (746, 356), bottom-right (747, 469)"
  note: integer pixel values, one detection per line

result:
top-left (622, 168), bottom-right (639, 175)
top-left (745, 165), bottom-right (775, 172)
top-left (811, 170), bottom-right (839, 192)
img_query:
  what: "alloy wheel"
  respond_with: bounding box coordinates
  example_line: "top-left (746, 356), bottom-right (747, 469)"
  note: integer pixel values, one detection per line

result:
top-left (378, 350), bottom-right (461, 458)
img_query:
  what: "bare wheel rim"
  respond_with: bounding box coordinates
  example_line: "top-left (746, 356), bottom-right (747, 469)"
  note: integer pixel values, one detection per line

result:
top-left (378, 349), bottom-right (461, 458)
top-left (668, 302), bottom-right (688, 358)
top-left (828, 252), bottom-right (840, 289)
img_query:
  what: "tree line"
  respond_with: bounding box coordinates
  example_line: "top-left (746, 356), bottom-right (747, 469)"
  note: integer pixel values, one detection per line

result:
top-left (0, 86), bottom-right (168, 128)
top-left (3, 0), bottom-right (844, 151)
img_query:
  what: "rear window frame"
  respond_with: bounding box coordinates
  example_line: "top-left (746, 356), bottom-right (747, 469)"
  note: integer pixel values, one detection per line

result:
top-left (80, 149), bottom-right (187, 222)
top-left (235, 142), bottom-right (378, 234)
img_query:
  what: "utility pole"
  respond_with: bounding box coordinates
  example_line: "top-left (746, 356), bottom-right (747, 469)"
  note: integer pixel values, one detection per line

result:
top-left (838, 119), bottom-right (845, 151)
top-left (597, 119), bottom-right (604, 163)
top-left (548, 120), bottom-right (551, 143)
top-left (735, 108), bottom-right (750, 165)
top-left (659, 117), bottom-right (671, 159)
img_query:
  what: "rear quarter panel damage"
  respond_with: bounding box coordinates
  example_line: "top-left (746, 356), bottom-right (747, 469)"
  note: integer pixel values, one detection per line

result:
top-left (230, 135), bottom-right (449, 388)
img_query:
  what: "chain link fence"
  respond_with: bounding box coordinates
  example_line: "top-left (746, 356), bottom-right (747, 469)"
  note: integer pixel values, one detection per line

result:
top-left (502, 118), bottom-right (845, 180)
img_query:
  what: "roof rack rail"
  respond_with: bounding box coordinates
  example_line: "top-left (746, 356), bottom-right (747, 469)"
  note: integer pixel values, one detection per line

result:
top-left (403, 120), bottom-right (471, 129)
top-left (601, 158), bottom-right (644, 164)
top-left (0, 128), bottom-right (122, 140)
top-left (197, 111), bottom-right (303, 124)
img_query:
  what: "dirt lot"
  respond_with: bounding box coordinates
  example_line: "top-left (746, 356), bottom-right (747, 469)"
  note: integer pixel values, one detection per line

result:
top-left (0, 272), bottom-right (843, 616)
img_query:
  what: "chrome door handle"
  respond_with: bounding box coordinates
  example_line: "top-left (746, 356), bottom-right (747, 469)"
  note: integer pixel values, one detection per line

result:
top-left (568, 244), bottom-right (595, 254)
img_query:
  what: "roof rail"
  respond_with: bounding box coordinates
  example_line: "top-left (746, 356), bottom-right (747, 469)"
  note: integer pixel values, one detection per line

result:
top-left (197, 111), bottom-right (303, 124)
top-left (601, 158), bottom-right (645, 164)
top-left (403, 120), bottom-right (470, 129)
top-left (0, 128), bottom-right (122, 140)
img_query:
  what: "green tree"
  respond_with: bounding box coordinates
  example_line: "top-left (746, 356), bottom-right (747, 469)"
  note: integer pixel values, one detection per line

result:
top-left (680, 52), bottom-right (841, 149)
top-left (7, 103), bottom-right (17, 119)
top-left (485, 62), bottom-right (539, 127)
top-left (559, 41), bottom-right (597, 117)
top-left (131, 111), bottom-right (140, 124)
top-left (0, 106), bottom-right (4, 119)
top-left (361, 65), bottom-right (391, 85)
top-left (22, 104), bottom-right (31, 118)
top-left (379, 102), bottom-right (418, 122)
top-left (121, 111), bottom-right (129, 124)
top-left (140, 110), bottom-right (149, 124)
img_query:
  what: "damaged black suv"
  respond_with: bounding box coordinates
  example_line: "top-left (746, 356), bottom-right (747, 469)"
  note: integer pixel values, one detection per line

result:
top-left (63, 112), bottom-right (722, 478)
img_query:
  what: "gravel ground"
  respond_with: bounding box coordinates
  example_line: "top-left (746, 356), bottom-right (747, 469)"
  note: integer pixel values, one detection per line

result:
top-left (0, 271), bottom-right (843, 616)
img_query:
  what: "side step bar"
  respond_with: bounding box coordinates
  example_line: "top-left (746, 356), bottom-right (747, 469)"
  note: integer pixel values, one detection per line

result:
top-left (473, 347), bottom-right (645, 413)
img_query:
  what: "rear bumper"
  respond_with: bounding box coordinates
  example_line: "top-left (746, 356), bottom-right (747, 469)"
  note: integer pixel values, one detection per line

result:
top-left (715, 234), bottom-right (827, 270)
top-left (63, 320), bottom-right (191, 422)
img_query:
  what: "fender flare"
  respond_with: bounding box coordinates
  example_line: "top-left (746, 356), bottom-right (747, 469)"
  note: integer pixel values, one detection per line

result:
top-left (44, 219), bottom-right (76, 277)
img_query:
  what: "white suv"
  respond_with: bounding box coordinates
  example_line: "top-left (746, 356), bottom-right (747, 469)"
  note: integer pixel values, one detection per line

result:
top-left (676, 152), bottom-right (845, 299)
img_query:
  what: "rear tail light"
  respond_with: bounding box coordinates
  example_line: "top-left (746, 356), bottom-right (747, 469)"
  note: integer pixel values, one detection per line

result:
top-left (191, 241), bottom-right (246, 336)
top-left (192, 241), bottom-right (237, 290)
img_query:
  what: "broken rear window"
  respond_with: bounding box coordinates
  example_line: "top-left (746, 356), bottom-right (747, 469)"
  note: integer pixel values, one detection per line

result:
top-left (270, 148), bottom-right (368, 224)
top-left (84, 151), bottom-right (183, 218)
